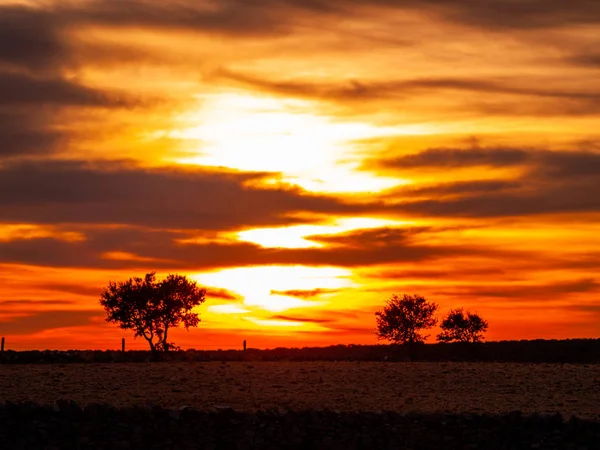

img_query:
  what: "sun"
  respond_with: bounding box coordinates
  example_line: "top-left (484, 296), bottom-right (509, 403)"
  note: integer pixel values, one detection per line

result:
top-left (192, 265), bottom-right (355, 312)
top-left (167, 92), bottom-right (430, 193)
top-left (235, 217), bottom-right (413, 249)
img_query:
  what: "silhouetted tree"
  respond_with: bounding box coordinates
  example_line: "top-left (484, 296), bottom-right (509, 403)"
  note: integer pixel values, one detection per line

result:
top-left (375, 294), bottom-right (438, 344)
top-left (100, 272), bottom-right (206, 356)
top-left (437, 308), bottom-right (488, 343)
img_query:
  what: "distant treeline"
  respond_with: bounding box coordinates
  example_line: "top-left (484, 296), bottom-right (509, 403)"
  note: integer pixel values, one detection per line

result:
top-left (1, 339), bottom-right (600, 364)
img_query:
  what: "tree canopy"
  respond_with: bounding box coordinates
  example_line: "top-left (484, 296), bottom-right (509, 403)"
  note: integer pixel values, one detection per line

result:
top-left (100, 272), bottom-right (206, 354)
top-left (437, 308), bottom-right (488, 343)
top-left (375, 294), bottom-right (438, 344)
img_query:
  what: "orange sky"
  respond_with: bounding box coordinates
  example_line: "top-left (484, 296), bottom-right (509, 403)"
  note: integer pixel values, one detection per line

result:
top-left (1, 0), bottom-right (599, 350)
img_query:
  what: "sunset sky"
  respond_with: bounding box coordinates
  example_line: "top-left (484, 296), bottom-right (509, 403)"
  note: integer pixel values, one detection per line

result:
top-left (1, 0), bottom-right (599, 350)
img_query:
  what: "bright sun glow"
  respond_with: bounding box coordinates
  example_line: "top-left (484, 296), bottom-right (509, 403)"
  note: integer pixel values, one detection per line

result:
top-left (168, 93), bottom-right (431, 193)
top-left (193, 265), bottom-right (354, 312)
top-left (208, 304), bottom-right (250, 315)
top-left (236, 217), bottom-right (413, 249)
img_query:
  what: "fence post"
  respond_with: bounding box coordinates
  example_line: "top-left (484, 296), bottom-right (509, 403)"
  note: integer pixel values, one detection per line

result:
top-left (122, 338), bottom-right (125, 353)
top-left (1, 337), bottom-right (4, 352)
top-left (243, 340), bottom-right (247, 351)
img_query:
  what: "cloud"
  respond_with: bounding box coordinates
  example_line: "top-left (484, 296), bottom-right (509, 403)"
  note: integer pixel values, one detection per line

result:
top-left (367, 266), bottom-right (514, 282)
top-left (0, 160), bottom-right (367, 229)
top-left (270, 314), bottom-right (331, 324)
top-left (0, 310), bottom-right (103, 335)
top-left (221, 69), bottom-right (599, 101)
top-left (205, 287), bottom-right (242, 301)
top-left (269, 309), bottom-right (361, 327)
top-left (29, 283), bottom-right (104, 297)
top-left (0, 110), bottom-right (64, 158)
top-left (0, 28), bottom-right (137, 159)
top-left (364, 147), bottom-right (600, 218)
top-left (369, 147), bottom-right (531, 170)
top-left (389, 187), bottom-right (600, 218)
top-left (0, 5), bottom-right (68, 73)
top-left (0, 299), bottom-right (76, 306)
top-left (412, 0), bottom-right (600, 30)
top-left (0, 5), bottom-right (150, 161)
top-left (0, 224), bottom-right (516, 271)
top-left (270, 288), bottom-right (340, 298)
top-left (0, 72), bottom-right (133, 108)
top-left (0, 75), bottom-right (127, 158)
top-left (435, 278), bottom-right (600, 300)
top-left (404, 180), bottom-right (522, 197)
top-left (567, 303), bottom-right (600, 314)
top-left (21, 1), bottom-right (600, 35)
top-left (369, 147), bottom-right (600, 175)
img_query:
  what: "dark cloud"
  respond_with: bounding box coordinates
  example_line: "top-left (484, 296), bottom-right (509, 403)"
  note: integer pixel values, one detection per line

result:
top-left (0, 5), bottom-right (143, 161)
top-left (549, 253), bottom-right (600, 271)
top-left (270, 315), bottom-right (331, 324)
top-left (0, 110), bottom-right (64, 158)
top-left (269, 309), bottom-right (361, 326)
top-left (0, 224), bottom-right (511, 271)
top-left (0, 299), bottom-right (76, 306)
top-left (537, 150), bottom-right (600, 178)
top-left (567, 303), bottom-right (600, 314)
top-left (371, 147), bottom-right (600, 176)
top-left (64, 0), bottom-right (291, 35)
top-left (0, 310), bottom-right (103, 335)
top-left (417, 0), bottom-right (600, 30)
top-left (1, 1), bottom-right (597, 64)
top-left (368, 266), bottom-right (514, 282)
top-left (0, 74), bottom-right (130, 158)
top-left (435, 278), bottom-right (600, 300)
top-left (569, 53), bottom-right (600, 69)
top-left (30, 283), bottom-right (103, 297)
top-left (404, 180), bottom-right (522, 197)
top-left (0, 160), bottom-right (367, 229)
top-left (270, 288), bottom-right (340, 298)
top-left (41, 0), bottom-right (600, 34)
top-left (206, 287), bottom-right (242, 301)
top-left (371, 147), bottom-right (530, 169)
top-left (365, 147), bottom-right (600, 218)
top-left (0, 72), bottom-right (132, 108)
top-left (390, 184), bottom-right (600, 218)
top-left (0, 5), bottom-right (68, 73)
top-left (218, 69), bottom-right (600, 113)
top-left (0, 53), bottom-right (136, 161)
top-left (306, 227), bottom-right (429, 248)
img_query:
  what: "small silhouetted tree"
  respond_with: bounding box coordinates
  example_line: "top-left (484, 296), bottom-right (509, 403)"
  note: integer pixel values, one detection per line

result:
top-left (437, 308), bottom-right (488, 343)
top-left (375, 294), bottom-right (438, 345)
top-left (100, 272), bottom-right (206, 356)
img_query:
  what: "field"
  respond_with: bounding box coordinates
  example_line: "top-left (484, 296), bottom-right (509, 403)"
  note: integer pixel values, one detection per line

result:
top-left (2, 361), bottom-right (600, 419)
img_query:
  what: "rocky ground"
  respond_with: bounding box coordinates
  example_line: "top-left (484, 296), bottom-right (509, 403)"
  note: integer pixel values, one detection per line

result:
top-left (2, 362), bottom-right (600, 419)
top-left (4, 402), bottom-right (600, 450)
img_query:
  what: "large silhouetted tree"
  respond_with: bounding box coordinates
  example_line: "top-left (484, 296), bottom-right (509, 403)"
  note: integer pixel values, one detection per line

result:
top-left (437, 308), bottom-right (488, 343)
top-left (100, 272), bottom-right (206, 355)
top-left (375, 294), bottom-right (438, 344)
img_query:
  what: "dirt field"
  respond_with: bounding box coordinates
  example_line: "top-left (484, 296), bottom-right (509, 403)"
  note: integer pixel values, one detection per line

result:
top-left (2, 362), bottom-right (600, 419)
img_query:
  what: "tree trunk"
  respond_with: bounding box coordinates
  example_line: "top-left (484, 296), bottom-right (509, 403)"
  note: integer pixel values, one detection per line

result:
top-left (163, 326), bottom-right (169, 353)
top-left (147, 339), bottom-right (160, 361)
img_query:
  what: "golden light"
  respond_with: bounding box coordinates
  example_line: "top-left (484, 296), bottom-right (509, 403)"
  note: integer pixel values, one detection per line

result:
top-left (207, 304), bottom-right (250, 315)
top-left (100, 251), bottom-right (172, 263)
top-left (244, 318), bottom-right (307, 328)
top-left (168, 92), bottom-right (432, 193)
top-left (193, 265), bottom-right (355, 312)
top-left (0, 224), bottom-right (85, 242)
top-left (236, 217), bottom-right (412, 249)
